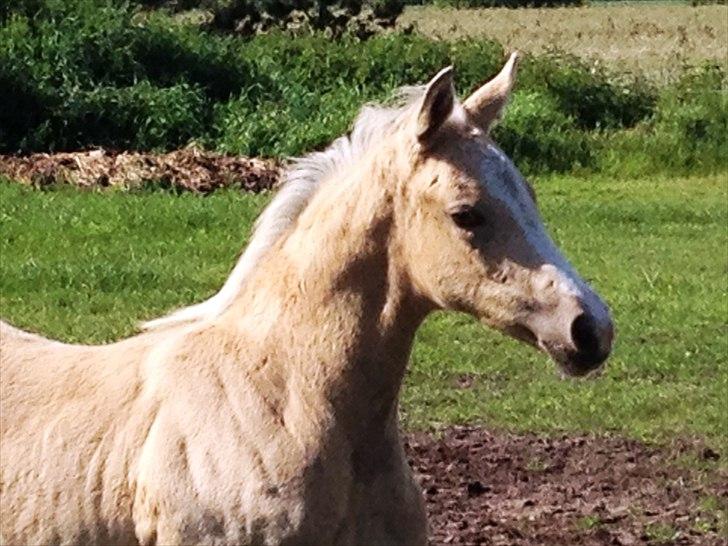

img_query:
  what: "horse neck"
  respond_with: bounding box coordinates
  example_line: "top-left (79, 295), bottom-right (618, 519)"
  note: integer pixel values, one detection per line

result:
top-left (221, 150), bottom-right (430, 439)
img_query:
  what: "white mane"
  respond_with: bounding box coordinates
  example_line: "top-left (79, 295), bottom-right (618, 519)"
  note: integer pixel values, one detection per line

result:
top-left (141, 91), bottom-right (424, 331)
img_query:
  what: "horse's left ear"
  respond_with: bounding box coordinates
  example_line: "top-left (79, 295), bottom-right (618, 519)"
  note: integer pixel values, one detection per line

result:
top-left (416, 66), bottom-right (455, 143)
top-left (463, 52), bottom-right (519, 133)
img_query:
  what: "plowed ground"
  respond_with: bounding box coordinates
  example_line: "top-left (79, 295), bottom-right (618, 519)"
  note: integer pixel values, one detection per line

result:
top-left (406, 427), bottom-right (727, 546)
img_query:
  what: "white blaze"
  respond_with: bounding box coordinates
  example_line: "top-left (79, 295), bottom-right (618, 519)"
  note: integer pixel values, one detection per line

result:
top-left (481, 144), bottom-right (610, 325)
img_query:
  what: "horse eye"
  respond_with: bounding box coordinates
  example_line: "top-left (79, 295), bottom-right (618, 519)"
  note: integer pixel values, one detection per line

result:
top-left (450, 206), bottom-right (485, 230)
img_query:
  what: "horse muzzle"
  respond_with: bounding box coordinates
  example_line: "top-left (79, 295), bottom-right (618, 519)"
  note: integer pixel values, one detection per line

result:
top-left (509, 292), bottom-right (614, 377)
top-left (540, 303), bottom-right (613, 377)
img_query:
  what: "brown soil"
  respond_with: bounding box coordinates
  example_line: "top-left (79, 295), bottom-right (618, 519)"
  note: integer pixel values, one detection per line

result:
top-left (405, 427), bottom-right (727, 546)
top-left (0, 149), bottom-right (281, 193)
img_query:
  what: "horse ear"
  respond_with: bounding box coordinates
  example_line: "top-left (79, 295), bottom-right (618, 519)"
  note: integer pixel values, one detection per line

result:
top-left (463, 52), bottom-right (519, 133)
top-left (416, 66), bottom-right (455, 143)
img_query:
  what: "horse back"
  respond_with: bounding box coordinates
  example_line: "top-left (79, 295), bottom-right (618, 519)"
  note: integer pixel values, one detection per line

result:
top-left (0, 320), bottom-right (155, 545)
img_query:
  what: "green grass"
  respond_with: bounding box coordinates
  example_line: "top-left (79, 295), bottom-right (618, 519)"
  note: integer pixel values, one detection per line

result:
top-left (1, 174), bottom-right (726, 453)
top-left (0, 182), bottom-right (270, 341)
top-left (405, 173), bottom-right (728, 450)
top-left (644, 522), bottom-right (680, 543)
top-left (575, 515), bottom-right (604, 531)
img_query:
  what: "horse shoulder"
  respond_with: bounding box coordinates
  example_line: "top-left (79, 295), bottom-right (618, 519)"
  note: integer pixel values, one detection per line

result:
top-left (129, 325), bottom-right (347, 544)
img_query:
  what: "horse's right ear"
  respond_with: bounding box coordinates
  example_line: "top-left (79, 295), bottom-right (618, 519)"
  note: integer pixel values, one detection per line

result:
top-left (416, 66), bottom-right (455, 144)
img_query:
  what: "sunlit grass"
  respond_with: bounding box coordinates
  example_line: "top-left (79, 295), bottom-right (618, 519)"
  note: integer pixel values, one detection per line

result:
top-left (406, 173), bottom-right (727, 451)
top-left (1, 174), bottom-right (726, 454)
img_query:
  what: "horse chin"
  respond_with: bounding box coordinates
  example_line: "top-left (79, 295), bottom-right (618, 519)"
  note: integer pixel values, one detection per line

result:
top-left (496, 323), bottom-right (606, 379)
top-left (506, 332), bottom-right (604, 379)
top-left (558, 362), bottom-right (606, 379)
top-left (544, 345), bottom-right (606, 379)
top-left (502, 323), bottom-right (539, 347)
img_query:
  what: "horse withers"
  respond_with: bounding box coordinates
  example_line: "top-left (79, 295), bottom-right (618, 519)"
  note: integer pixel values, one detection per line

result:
top-left (0, 53), bottom-right (613, 545)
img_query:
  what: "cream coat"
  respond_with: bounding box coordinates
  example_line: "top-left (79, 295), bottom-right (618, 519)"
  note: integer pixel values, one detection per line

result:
top-left (1, 56), bottom-right (613, 546)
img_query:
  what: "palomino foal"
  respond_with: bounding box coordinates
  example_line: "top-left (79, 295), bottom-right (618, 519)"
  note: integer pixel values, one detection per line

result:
top-left (0, 54), bottom-right (613, 545)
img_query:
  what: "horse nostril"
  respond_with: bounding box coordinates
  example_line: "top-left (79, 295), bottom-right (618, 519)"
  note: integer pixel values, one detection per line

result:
top-left (570, 313), bottom-right (606, 369)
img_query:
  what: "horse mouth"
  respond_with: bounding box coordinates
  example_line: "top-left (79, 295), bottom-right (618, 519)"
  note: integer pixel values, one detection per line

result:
top-left (505, 323), bottom-right (606, 379)
top-left (542, 343), bottom-right (607, 379)
top-left (504, 323), bottom-right (539, 347)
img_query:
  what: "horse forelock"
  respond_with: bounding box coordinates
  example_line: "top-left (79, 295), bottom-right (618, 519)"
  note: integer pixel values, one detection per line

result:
top-left (140, 87), bottom-right (430, 331)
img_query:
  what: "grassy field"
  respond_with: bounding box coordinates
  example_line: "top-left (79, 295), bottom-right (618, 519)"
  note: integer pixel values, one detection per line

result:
top-left (401, 4), bottom-right (728, 82)
top-left (1, 173), bottom-right (726, 454)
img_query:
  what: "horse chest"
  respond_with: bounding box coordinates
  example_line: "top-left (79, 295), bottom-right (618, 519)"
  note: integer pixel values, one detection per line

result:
top-left (133, 421), bottom-right (424, 545)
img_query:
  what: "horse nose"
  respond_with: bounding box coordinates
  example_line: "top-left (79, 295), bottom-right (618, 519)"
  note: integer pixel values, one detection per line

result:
top-left (569, 313), bottom-right (613, 370)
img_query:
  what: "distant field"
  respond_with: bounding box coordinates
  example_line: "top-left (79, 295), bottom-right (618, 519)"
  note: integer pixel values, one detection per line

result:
top-left (400, 4), bottom-right (728, 82)
top-left (1, 174), bottom-right (726, 454)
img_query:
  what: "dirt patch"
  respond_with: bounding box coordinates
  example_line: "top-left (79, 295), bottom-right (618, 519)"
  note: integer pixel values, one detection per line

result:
top-left (0, 149), bottom-right (281, 193)
top-left (405, 427), bottom-right (727, 545)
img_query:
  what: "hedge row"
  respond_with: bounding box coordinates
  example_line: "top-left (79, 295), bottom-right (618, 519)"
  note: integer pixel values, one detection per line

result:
top-left (1, 0), bottom-right (588, 32)
top-left (1, 0), bottom-right (725, 175)
top-left (424, 0), bottom-right (583, 8)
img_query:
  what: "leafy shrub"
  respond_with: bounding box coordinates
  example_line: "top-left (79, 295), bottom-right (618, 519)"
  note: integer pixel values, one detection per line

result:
top-left (494, 91), bottom-right (592, 174)
top-left (653, 64), bottom-right (727, 166)
top-left (690, 0), bottom-right (727, 5)
top-left (427, 0), bottom-right (584, 7)
top-left (43, 82), bottom-right (208, 151)
top-left (133, 0), bottom-right (404, 38)
top-left (1, 0), bottom-right (725, 176)
top-left (599, 64), bottom-right (728, 175)
top-left (133, 15), bottom-right (269, 101)
top-left (519, 52), bottom-right (656, 130)
top-left (214, 85), bottom-right (365, 157)
top-left (0, 1), bottom-right (260, 152)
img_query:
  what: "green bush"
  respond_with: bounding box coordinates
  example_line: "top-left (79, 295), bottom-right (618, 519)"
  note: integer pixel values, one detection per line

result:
top-left (32, 82), bottom-right (208, 152)
top-left (133, 0), bottom-right (404, 38)
top-left (427, 0), bottom-right (584, 8)
top-left (0, 0), bottom-right (54, 21)
top-left (0, 1), bottom-right (261, 152)
top-left (599, 64), bottom-right (728, 175)
top-left (519, 52), bottom-right (656, 130)
top-left (1, 0), bottom-right (725, 176)
top-left (653, 64), bottom-right (727, 167)
top-left (493, 91), bottom-right (592, 173)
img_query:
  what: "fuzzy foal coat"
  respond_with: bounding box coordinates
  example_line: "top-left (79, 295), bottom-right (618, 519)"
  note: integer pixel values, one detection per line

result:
top-left (0, 139), bottom-right (430, 545)
top-left (0, 56), bottom-right (613, 545)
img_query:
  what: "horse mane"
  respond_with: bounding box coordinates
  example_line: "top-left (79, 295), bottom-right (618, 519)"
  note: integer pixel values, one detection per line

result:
top-left (141, 88), bottom-right (427, 331)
